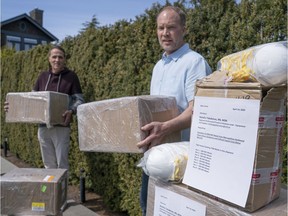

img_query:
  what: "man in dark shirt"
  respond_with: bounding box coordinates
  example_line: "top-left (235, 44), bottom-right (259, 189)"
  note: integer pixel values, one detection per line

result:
top-left (34, 45), bottom-right (84, 170)
top-left (5, 45), bottom-right (84, 170)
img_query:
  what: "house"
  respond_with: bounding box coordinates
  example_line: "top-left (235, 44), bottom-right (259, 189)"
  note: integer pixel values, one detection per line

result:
top-left (1, 8), bottom-right (58, 51)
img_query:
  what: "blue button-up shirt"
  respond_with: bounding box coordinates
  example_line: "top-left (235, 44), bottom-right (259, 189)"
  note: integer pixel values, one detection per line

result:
top-left (150, 43), bottom-right (212, 140)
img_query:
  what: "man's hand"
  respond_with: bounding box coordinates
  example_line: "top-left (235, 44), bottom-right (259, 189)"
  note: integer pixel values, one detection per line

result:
top-left (4, 101), bottom-right (9, 113)
top-left (137, 121), bottom-right (167, 151)
top-left (62, 110), bottom-right (73, 126)
top-left (137, 101), bottom-right (194, 152)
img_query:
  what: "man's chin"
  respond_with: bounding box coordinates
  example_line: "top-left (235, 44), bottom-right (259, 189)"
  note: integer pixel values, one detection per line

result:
top-left (162, 42), bottom-right (172, 47)
top-left (163, 47), bottom-right (176, 54)
top-left (161, 43), bottom-right (170, 49)
top-left (52, 67), bottom-right (64, 73)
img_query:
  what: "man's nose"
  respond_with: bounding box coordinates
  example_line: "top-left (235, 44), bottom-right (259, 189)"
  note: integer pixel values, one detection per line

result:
top-left (163, 28), bottom-right (169, 36)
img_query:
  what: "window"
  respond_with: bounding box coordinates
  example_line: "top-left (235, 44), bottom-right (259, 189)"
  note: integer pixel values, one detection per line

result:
top-left (24, 38), bottom-right (37, 44)
top-left (6, 35), bottom-right (21, 51)
top-left (24, 38), bottom-right (38, 51)
top-left (19, 22), bottom-right (27, 31)
top-left (41, 40), bottom-right (47, 45)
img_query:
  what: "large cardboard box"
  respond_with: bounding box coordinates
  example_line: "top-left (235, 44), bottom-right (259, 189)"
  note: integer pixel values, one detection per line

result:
top-left (5, 91), bottom-right (69, 127)
top-left (77, 95), bottom-right (181, 153)
top-left (185, 71), bottom-right (287, 212)
top-left (147, 177), bottom-right (288, 216)
top-left (0, 168), bottom-right (68, 216)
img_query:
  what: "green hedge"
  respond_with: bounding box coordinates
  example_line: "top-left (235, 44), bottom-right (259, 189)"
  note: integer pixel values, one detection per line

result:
top-left (1, 1), bottom-right (287, 215)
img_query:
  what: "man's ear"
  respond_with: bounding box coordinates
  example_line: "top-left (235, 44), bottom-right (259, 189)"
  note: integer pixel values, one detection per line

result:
top-left (182, 26), bottom-right (187, 37)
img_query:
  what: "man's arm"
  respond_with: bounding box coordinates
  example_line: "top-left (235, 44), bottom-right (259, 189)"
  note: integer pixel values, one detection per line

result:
top-left (69, 93), bottom-right (85, 114)
top-left (62, 93), bottom-right (85, 126)
top-left (137, 100), bottom-right (194, 150)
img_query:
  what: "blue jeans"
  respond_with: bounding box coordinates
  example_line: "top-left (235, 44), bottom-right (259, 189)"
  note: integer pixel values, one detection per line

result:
top-left (140, 172), bottom-right (149, 216)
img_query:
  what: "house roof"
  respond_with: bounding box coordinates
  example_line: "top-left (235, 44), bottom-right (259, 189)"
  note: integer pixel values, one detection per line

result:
top-left (1, 13), bottom-right (58, 42)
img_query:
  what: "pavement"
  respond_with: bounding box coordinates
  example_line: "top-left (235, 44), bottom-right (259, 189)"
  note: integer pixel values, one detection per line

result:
top-left (0, 156), bottom-right (99, 216)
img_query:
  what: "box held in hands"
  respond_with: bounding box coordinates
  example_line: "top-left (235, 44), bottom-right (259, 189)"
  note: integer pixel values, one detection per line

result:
top-left (77, 95), bottom-right (181, 153)
top-left (5, 91), bottom-right (69, 127)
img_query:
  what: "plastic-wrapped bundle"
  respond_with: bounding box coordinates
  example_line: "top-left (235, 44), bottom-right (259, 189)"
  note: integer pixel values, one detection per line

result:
top-left (217, 41), bottom-right (287, 86)
top-left (137, 142), bottom-right (189, 182)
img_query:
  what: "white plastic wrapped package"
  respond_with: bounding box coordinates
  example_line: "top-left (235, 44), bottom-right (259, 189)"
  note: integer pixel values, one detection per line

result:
top-left (137, 142), bottom-right (189, 182)
top-left (217, 41), bottom-right (287, 86)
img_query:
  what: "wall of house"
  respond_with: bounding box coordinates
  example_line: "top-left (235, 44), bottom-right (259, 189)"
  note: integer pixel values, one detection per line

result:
top-left (1, 19), bottom-right (53, 51)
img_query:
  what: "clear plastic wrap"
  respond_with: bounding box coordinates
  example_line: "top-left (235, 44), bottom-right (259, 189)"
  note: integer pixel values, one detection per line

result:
top-left (217, 41), bottom-right (287, 86)
top-left (137, 142), bottom-right (189, 182)
top-left (0, 168), bottom-right (68, 215)
top-left (77, 95), bottom-right (181, 153)
top-left (5, 91), bottom-right (69, 128)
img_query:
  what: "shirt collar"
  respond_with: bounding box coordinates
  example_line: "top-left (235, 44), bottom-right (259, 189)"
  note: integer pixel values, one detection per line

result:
top-left (162, 43), bottom-right (189, 62)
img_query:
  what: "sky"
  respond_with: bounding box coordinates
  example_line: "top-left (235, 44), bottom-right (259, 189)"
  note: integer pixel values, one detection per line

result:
top-left (1, 0), bottom-right (178, 42)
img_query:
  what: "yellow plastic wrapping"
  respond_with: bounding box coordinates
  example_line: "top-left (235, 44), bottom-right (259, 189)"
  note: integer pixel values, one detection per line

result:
top-left (217, 41), bottom-right (287, 86)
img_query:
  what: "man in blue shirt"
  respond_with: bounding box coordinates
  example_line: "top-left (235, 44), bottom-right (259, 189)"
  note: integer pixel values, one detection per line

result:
top-left (137, 6), bottom-right (212, 215)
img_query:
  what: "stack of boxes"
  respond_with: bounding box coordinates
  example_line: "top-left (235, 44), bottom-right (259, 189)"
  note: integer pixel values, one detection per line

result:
top-left (2, 91), bottom-right (69, 215)
top-left (146, 71), bottom-right (287, 215)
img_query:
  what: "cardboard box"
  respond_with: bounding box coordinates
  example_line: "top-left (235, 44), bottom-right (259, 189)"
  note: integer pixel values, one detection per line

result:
top-left (5, 91), bottom-right (69, 127)
top-left (0, 168), bottom-right (68, 215)
top-left (77, 95), bottom-right (181, 153)
top-left (185, 71), bottom-right (287, 212)
top-left (147, 177), bottom-right (288, 216)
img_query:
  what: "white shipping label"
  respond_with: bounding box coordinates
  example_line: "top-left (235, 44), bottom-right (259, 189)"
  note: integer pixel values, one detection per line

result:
top-left (154, 186), bottom-right (206, 216)
top-left (183, 96), bottom-right (260, 207)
